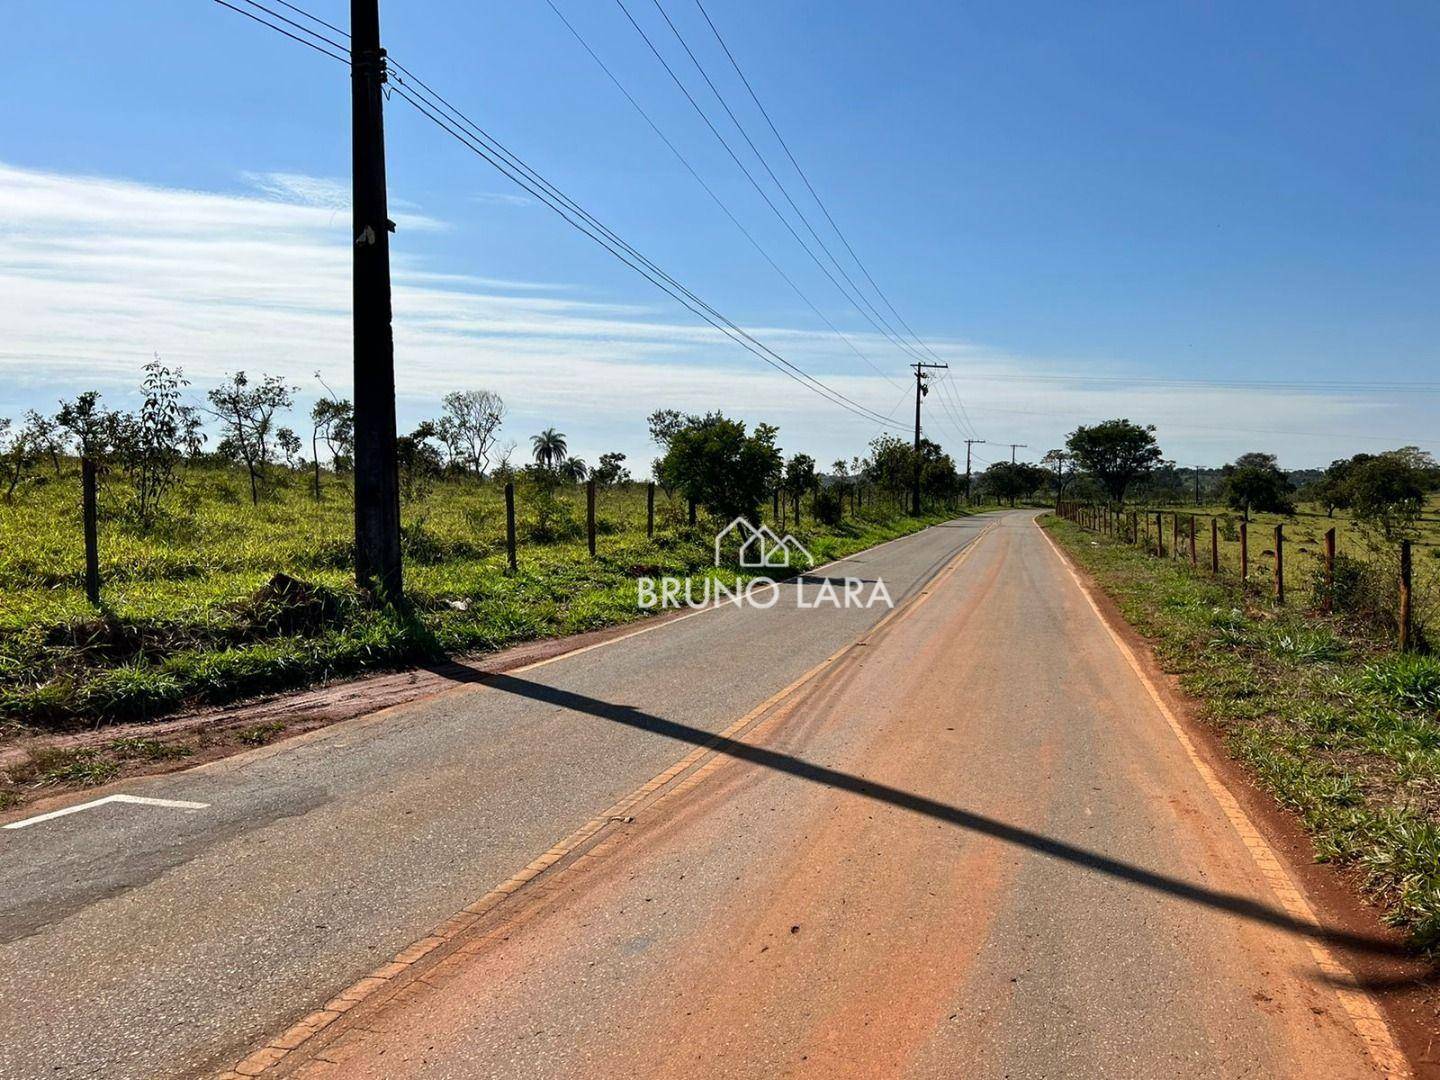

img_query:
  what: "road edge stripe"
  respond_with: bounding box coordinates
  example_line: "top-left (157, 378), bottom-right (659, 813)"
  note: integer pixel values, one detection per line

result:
top-left (1036, 517), bottom-right (1412, 1078)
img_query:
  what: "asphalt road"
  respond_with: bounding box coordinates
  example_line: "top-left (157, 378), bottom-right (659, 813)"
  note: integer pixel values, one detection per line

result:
top-left (0, 513), bottom-right (994, 1079)
top-left (250, 511), bottom-right (1405, 1079)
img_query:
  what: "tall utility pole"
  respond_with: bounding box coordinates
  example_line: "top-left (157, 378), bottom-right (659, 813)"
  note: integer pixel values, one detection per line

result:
top-left (352, 0), bottom-right (403, 599)
top-left (910, 362), bottom-right (948, 515)
top-left (1194, 465), bottom-right (1202, 506)
top-left (1007, 442), bottom-right (1028, 463)
top-left (964, 438), bottom-right (986, 502)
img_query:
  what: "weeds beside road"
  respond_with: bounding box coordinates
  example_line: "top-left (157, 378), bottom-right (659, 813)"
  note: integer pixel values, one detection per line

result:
top-left (1045, 513), bottom-right (1440, 949)
top-left (0, 465), bottom-right (967, 803)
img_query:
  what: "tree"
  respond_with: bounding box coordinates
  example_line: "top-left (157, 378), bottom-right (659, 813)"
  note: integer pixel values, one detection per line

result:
top-left (1304, 457), bottom-right (1360, 517)
top-left (0, 418), bottom-right (36, 500)
top-left (531, 427), bottom-right (568, 470)
top-left (436, 390), bottom-right (505, 477)
top-left (127, 359), bottom-right (200, 527)
top-left (1219, 452), bottom-right (1294, 520)
top-left (655, 412), bottom-right (782, 522)
top-left (1041, 449), bottom-right (1072, 501)
top-left (396, 421), bottom-right (443, 501)
top-left (593, 452), bottom-right (630, 487)
top-left (56, 391), bottom-right (114, 460)
top-left (784, 453), bottom-right (817, 497)
top-left (1066, 419), bottom-right (1163, 505)
top-left (276, 427), bottom-right (303, 469)
top-left (558, 456), bottom-right (589, 482)
top-left (310, 396), bottom-right (354, 499)
top-left (23, 410), bottom-right (64, 475)
top-left (980, 461), bottom-right (1048, 506)
top-left (1348, 452), bottom-right (1427, 539)
top-left (865, 434), bottom-right (913, 503)
top-left (207, 371), bottom-right (296, 505)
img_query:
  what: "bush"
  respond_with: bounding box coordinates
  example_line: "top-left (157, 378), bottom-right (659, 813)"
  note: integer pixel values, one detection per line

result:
top-left (815, 486), bottom-right (845, 526)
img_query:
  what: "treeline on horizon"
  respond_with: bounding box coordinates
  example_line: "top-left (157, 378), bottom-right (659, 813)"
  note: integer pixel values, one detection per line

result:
top-left (2, 358), bottom-right (1435, 540)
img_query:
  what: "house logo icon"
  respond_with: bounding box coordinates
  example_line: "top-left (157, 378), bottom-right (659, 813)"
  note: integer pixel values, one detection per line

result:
top-left (715, 517), bottom-right (814, 570)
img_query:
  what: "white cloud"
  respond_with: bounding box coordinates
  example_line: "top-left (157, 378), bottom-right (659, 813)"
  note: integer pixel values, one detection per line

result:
top-left (0, 161), bottom-right (1429, 468)
top-left (470, 191), bottom-right (535, 208)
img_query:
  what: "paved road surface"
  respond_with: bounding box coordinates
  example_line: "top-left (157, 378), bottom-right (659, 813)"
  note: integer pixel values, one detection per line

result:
top-left (0, 512), bottom-right (1406, 1078)
top-left (0, 514), bottom-right (989, 1078)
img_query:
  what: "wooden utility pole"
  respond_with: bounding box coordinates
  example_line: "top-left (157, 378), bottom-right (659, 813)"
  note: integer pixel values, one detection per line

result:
top-left (1007, 443), bottom-right (1028, 463)
top-left (910, 362), bottom-right (947, 515)
top-left (964, 439), bottom-right (986, 503)
top-left (351, 0), bottom-right (403, 600)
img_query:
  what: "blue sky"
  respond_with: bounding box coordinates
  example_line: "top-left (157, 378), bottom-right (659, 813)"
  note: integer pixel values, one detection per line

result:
top-left (3, 0), bottom-right (1438, 472)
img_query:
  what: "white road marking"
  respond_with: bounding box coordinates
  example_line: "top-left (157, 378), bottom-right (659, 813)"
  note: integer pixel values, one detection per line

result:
top-left (3, 793), bottom-right (209, 831)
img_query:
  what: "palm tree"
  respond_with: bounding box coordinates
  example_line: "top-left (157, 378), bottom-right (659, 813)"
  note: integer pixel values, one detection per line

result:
top-left (559, 456), bottom-right (588, 482)
top-left (531, 427), bottom-right (567, 469)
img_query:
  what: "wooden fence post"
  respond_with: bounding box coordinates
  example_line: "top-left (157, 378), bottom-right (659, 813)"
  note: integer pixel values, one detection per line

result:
top-left (1399, 539), bottom-right (1413, 652)
top-left (688, 497), bottom-right (697, 526)
top-left (1322, 527), bottom-right (1335, 613)
top-left (1131, 510), bottom-right (1138, 545)
top-left (1155, 512), bottom-right (1164, 557)
top-left (1189, 515), bottom-right (1197, 567)
top-left (647, 482), bottom-right (655, 539)
top-left (1210, 517), bottom-right (1219, 574)
top-left (82, 456), bottom-right (100, 606)
top-left (1240, 521), bottom-right (1248, 582)
top-left (587, 480), bottom-right (597, 557)
top-left (794, 491), bottom-right (801, 526)
top-left (1274, 524), bottom-right (1284, 604)
top-left (772, 488), bottom-right (779, 522)
top-left (505, 482), bottom-right (517, 573)
top-left (1172, 513), bottom-right (1180, 560)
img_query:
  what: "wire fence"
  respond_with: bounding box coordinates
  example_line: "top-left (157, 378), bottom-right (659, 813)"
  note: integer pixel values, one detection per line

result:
top-left (1055, 500), bottom-right (1435, 652)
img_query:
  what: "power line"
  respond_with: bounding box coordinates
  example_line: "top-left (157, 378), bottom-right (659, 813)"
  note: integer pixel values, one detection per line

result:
top-left (688, 0), bottom-right (949, 369)
top-left (613, 0), bottom-right (932, 368)
top-left (213, 0), bottom-right (906, 432)
top-left (384, 71), bottom-right (905, 432)
top-left (645, 0), bottom-right (928, 367)
top-left (212, 0), bottom-right (348, 63)
top-left (543, 0), bottom-right (903, 391)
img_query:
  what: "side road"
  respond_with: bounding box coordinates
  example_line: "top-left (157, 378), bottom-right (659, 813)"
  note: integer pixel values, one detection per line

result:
top-left (0, 514), bottom-right (995, 1079)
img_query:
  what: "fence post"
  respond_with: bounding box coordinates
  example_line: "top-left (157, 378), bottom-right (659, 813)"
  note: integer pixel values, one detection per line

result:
top-left (1131, 510), bottom-right (1138, 545)
top-left (1399, 539), bottom-right (1413, 652)
top-left (1155, 512), bottom-right (1164, 557)
top-left (794, 491), bottom-right (801, 526)
top-left (1322, 527), bottom-right (1335, 613)
top-left (82, 456), bottom-right (100, 606)
top-left (647, 482), bottom-right (655, 539)
top-left (1189, 515), bottom-right (1197, 567)
top-left (1240, 521), bottom-right (1248, 582)
top-left (1172, 513), bottom-right (1180, 560)
top-left (1210, 517), bottom-right (1219, 574)
top-left (505, 481), bottom-right (517, 573)
top-left (1274, 524), bottom-right (1284, 604)
top-left (688, 497), bottom-right (697, 526)
top-left (587, 479), bottom-right (597, 557)
top-left (772, 488), bottom-right (779, 522)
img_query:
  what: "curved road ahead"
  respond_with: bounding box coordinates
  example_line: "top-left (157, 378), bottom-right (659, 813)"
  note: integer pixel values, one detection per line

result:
top-left (0, 512), bottom-right (1409, 1078)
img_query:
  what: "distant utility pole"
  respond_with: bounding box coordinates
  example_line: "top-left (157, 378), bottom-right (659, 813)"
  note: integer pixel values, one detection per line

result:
top-left (964, 439), bottom-right (986, 502)
top-left (1194, 465), bottom-right (1202, 506)
top-left (911, 361), bottom-right (948, 515)
top-left (1007, 443), bottom-right (1028, 464)
top-left (352, 0), bottom-right (403, 600)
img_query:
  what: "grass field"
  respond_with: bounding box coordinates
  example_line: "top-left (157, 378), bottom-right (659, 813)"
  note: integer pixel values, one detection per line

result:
top-left (1045, 513), bottom-right (1440, 949)
top-left (1117, 498), bottom-right (1440, 630)
top-left (0, 462), bottom-right (961, 738)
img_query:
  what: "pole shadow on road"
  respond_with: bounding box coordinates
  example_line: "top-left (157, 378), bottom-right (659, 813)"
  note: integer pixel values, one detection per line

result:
top-left (431, 663), bottom-right (1420, 980)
